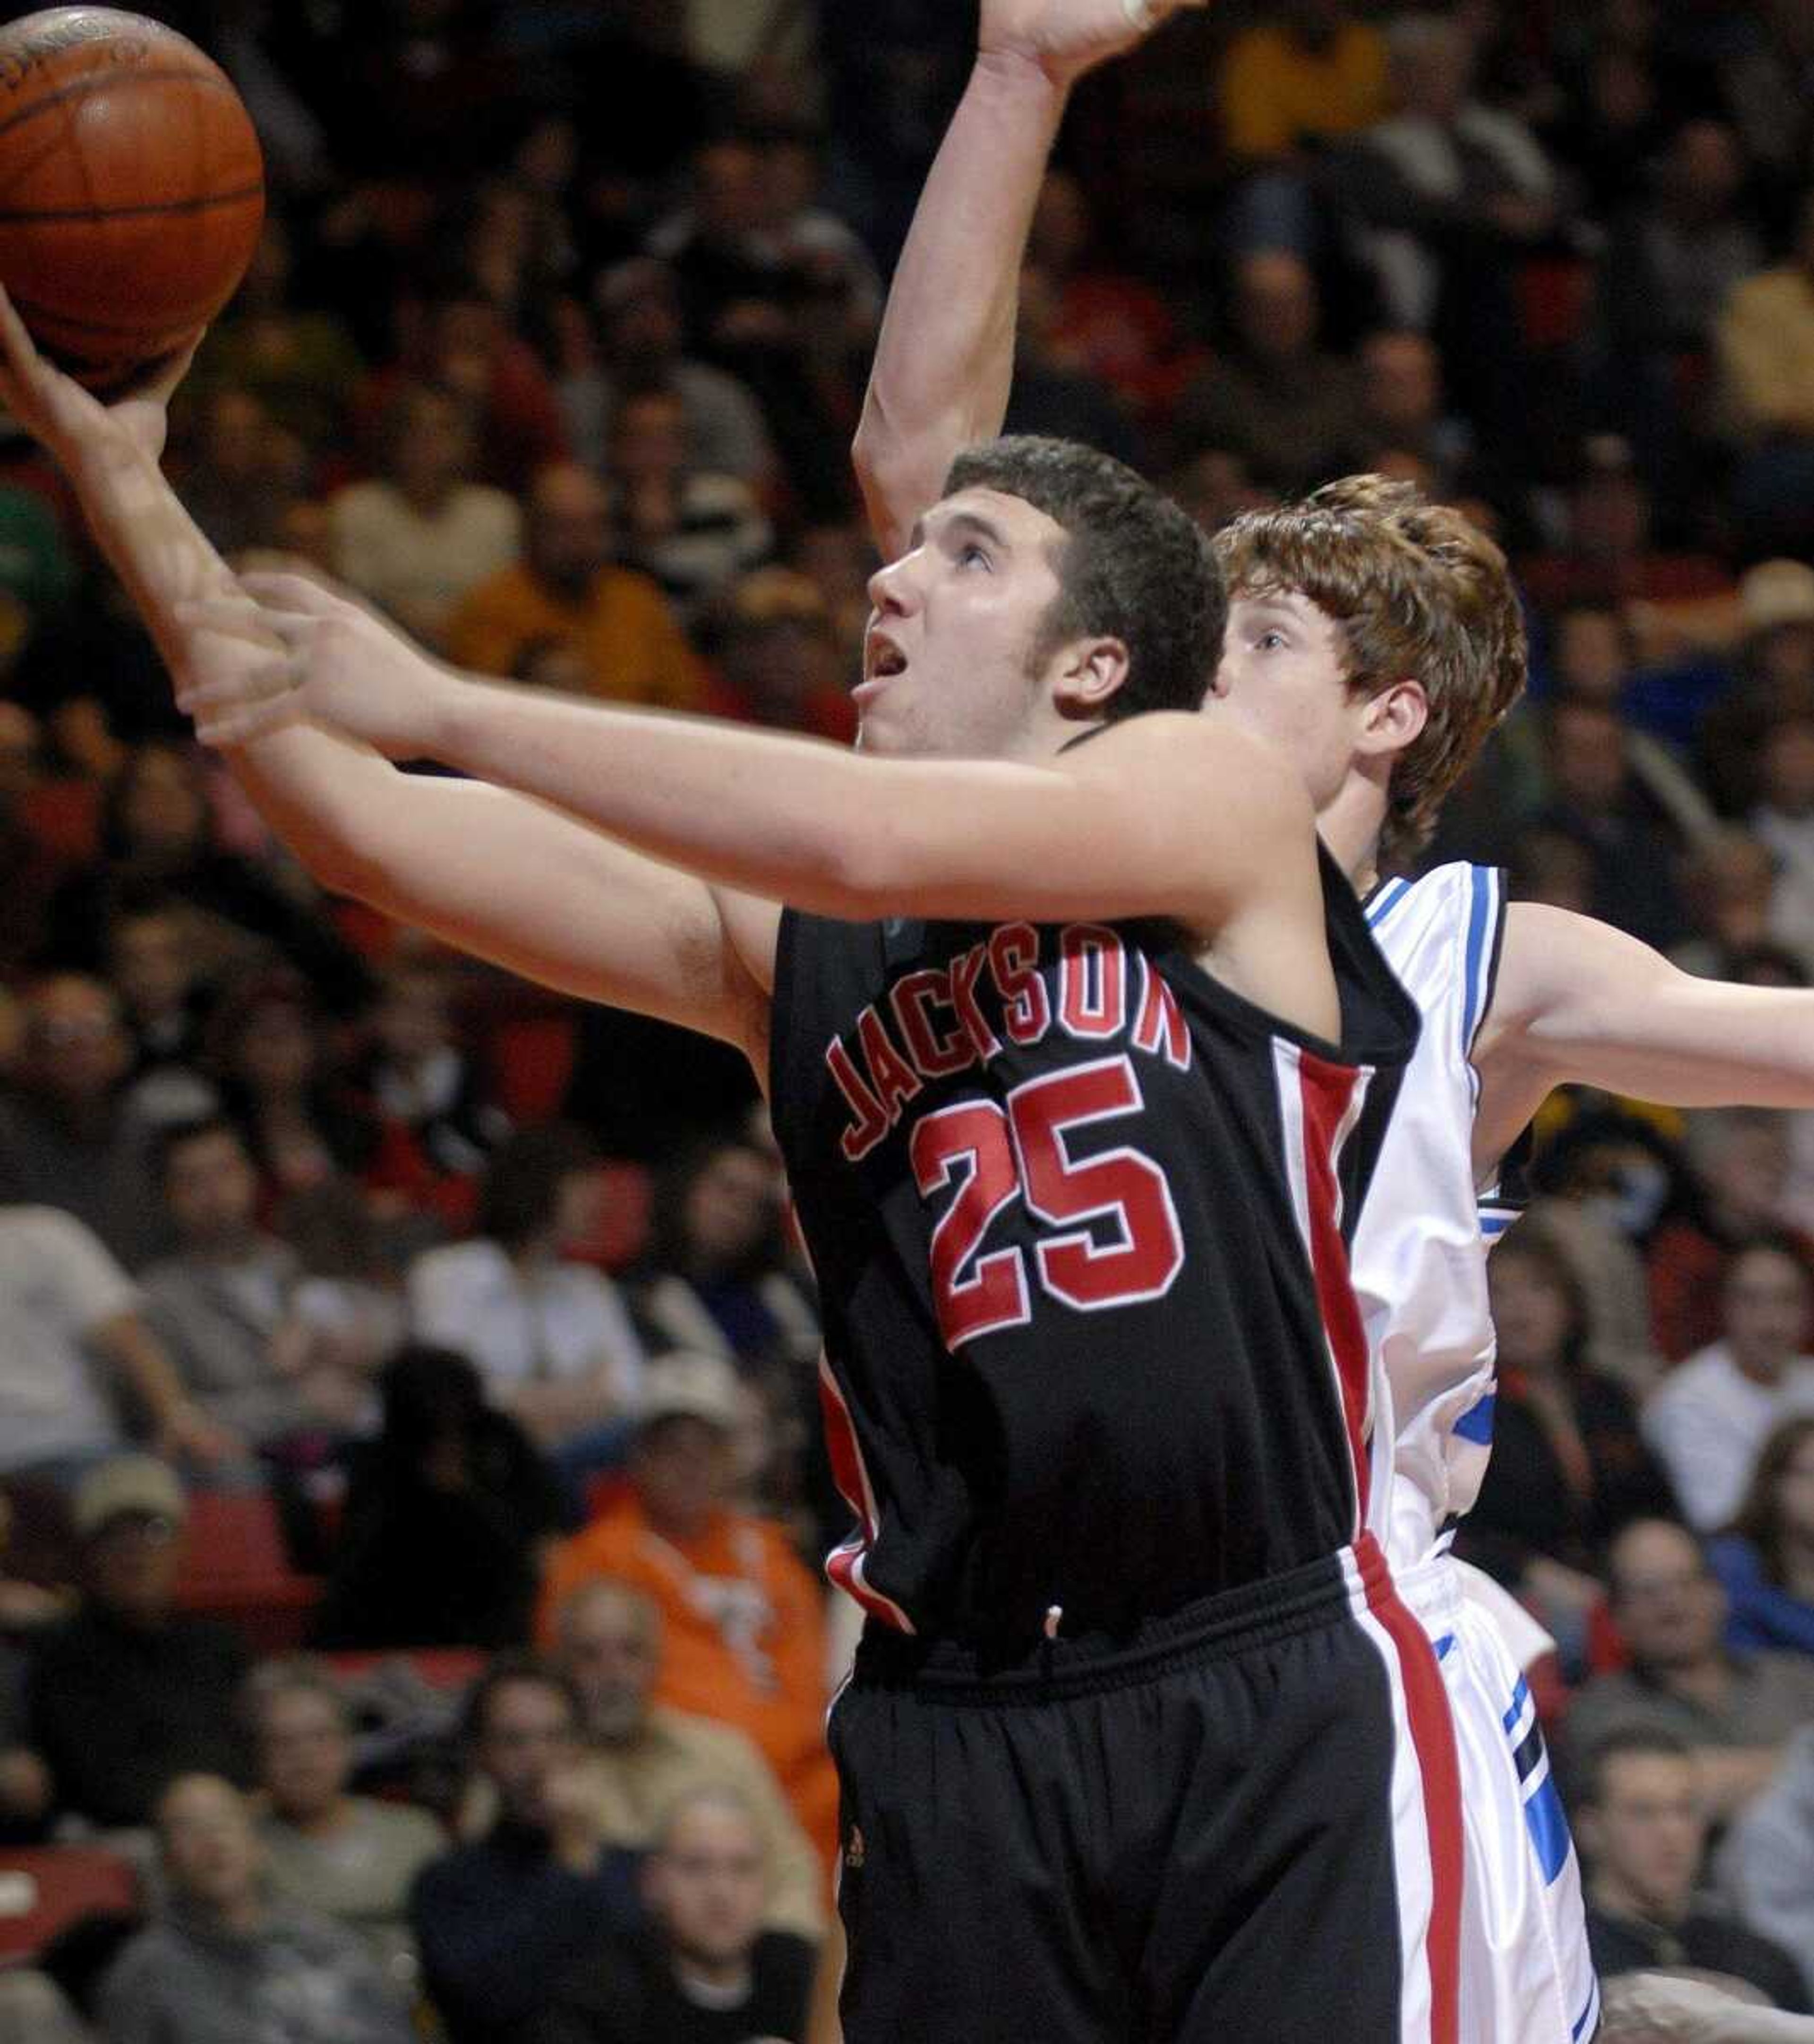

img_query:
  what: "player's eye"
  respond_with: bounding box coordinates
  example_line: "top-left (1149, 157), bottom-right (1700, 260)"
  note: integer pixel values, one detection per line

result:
top-left (1255, 629), bottom-right (1287, 652)
top-left (957, 543), bottom-right (992, 570)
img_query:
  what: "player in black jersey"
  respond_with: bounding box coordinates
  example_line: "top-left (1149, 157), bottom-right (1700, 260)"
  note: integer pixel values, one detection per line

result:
top-left (0, 179), bottom-right (1452, 2042)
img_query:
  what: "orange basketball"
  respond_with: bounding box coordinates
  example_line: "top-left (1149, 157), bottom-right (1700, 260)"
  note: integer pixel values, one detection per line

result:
top-left (0, 7), bottom-right (264, 393)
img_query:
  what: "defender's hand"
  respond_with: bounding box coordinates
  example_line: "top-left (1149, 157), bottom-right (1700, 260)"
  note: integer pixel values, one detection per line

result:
top-left (176, 571), bottom-right (465, 758)
top-left (0, 283), bottom-right (198, 470)
top-left (979, 0), bottom-right (1209, 88)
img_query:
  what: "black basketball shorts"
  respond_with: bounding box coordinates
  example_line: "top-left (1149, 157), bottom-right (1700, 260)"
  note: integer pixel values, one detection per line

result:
top-left (829, 1531), bottom-right (1463, 2044)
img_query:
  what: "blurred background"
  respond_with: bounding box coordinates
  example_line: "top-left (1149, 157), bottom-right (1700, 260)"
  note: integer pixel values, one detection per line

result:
top-left (1, 2), bottom-right (1814, 2037)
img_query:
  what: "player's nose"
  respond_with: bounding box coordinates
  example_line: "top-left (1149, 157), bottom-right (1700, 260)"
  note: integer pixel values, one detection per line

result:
top-left (867, 551), bottom-right (917, 616)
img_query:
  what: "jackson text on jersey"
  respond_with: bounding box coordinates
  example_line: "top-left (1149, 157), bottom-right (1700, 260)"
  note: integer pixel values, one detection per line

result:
top-left (823, 920), bottom-right (1191, 1163)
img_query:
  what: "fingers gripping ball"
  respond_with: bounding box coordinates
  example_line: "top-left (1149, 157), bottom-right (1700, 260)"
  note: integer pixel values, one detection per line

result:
top-left (0, 9), bottom-right (264, 395)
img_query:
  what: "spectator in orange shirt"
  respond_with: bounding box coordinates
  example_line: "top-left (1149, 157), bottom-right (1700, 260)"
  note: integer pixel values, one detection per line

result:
top-left (445, 463), bottom-right (704, 713)
top-left (538, 1351), bottom-right (837, 1869)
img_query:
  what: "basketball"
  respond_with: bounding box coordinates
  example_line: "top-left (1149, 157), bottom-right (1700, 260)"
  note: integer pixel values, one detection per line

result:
top-left (0, 7), bottom-right (263, 393)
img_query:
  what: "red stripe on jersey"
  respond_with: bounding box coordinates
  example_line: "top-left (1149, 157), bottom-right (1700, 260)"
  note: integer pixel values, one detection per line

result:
top-left (816, 1357), bottom-right (914, 1633)
top-left (1294, 1048), bottom-right (1373, 1527)
top-left (1358, 1532), bottom-right (1463, 2044)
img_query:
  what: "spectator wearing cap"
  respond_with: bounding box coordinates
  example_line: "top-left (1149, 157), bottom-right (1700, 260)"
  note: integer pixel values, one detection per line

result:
top-left (537, 1353), bottom-right (838, 1868)
top-left (329, 384), bottom-right (521, 652)
top-left (561, 258), bottom-right (776, 486)
top-left (445, 462), bottom-right (705, 713)
top-left (1741, 560), bottom-right (1814, 702)
top-left (1692, 558), bottom-right (1814, 821)
top-left (1716, 187), bottom-right (1814, 553)
top-left (244, 1657), bottom-right (444, 1986)
top-left (98, 1771), bottom-right (412, 2044)
top-left (410, 1657), bottom-right (642, 2044)
top-left (1574, 1727), bottom-right (1811, 2016)
top-left (0, 1200), bottom-right (232, 1482)
top-left (27, 1456), bottom-right (253, 1830)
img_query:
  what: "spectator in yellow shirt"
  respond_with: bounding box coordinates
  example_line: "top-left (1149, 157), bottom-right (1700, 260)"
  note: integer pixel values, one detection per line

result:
top-left (1218, 0), bottom-right (1388, 166)
top-left (445, 463), bottom-right (705, 711)
top-left (1717, 188), bottom-right (1814, 554)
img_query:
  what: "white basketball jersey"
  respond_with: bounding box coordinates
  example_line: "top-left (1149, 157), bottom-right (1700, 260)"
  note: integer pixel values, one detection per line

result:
top-left (1354, 863), bottom-right (1514, 1568)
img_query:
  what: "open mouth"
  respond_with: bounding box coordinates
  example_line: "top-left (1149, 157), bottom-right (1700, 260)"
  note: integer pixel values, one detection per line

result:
top-left (862, 633), bottom-right (908, 686)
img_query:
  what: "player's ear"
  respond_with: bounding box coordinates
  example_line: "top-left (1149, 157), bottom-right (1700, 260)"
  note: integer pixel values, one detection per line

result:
top-left (1356, 677), bottom-right (1428, 761)
top-left (1054, 636), bottom-right (1131, 719)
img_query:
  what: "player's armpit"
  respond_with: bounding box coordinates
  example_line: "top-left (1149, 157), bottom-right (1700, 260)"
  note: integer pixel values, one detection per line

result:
top-left (1481, 903), bottom-right (1814, 1113)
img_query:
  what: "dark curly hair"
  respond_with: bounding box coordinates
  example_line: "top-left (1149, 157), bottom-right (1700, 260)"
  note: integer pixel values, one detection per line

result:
top-left (943, 436), bottom-right (1225, 722)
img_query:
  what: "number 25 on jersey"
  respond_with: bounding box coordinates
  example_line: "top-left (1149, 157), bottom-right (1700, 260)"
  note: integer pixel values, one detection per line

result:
top-left (911, 1054), bottom-right (1184, 1349)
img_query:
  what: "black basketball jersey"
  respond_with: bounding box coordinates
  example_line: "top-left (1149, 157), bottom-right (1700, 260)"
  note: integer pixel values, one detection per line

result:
top-left (769, 846), bottom-right (1419, 1646)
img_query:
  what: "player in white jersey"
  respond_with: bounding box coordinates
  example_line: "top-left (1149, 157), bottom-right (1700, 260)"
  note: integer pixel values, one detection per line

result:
top-left (850, 5), bottom-right (1814, 2039)
top-left (1358, 863), bottom-right (1600, 2044)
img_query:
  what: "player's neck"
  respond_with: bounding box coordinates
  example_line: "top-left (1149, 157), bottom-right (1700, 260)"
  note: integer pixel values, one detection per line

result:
top-left (1316, 779), bottom-right (1386, 898)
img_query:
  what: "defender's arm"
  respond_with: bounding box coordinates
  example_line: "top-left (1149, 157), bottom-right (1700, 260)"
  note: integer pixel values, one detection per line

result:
top-left (853, 0), bottom-right (1207, 557)
top-left (1476, 903), bottom-right (1814, 1147)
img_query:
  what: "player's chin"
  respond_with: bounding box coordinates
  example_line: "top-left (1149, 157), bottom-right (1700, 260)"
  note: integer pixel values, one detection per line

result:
top-left (853, 706), bottom-right (900, 757)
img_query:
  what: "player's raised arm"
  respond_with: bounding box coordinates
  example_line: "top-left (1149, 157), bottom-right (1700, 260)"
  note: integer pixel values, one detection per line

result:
top-left (0, 289), bottom-right (775, 1054)
top-left (853, 0), bottom-right (1207, 557)
top-left (1476, 901), bottom-right (1814, 1144)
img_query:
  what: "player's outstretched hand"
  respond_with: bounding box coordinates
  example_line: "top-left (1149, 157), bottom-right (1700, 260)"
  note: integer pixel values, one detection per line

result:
top-left (0, 283), bottom-right (197, 470)
top-left (979, 0), bottom-right (1210, 87)
top-left (175, 571), bottom-right (462, 758)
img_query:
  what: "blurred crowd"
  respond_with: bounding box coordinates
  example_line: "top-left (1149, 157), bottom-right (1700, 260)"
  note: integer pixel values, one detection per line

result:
top-left (1, 0), bottom-right (1814, 2036)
